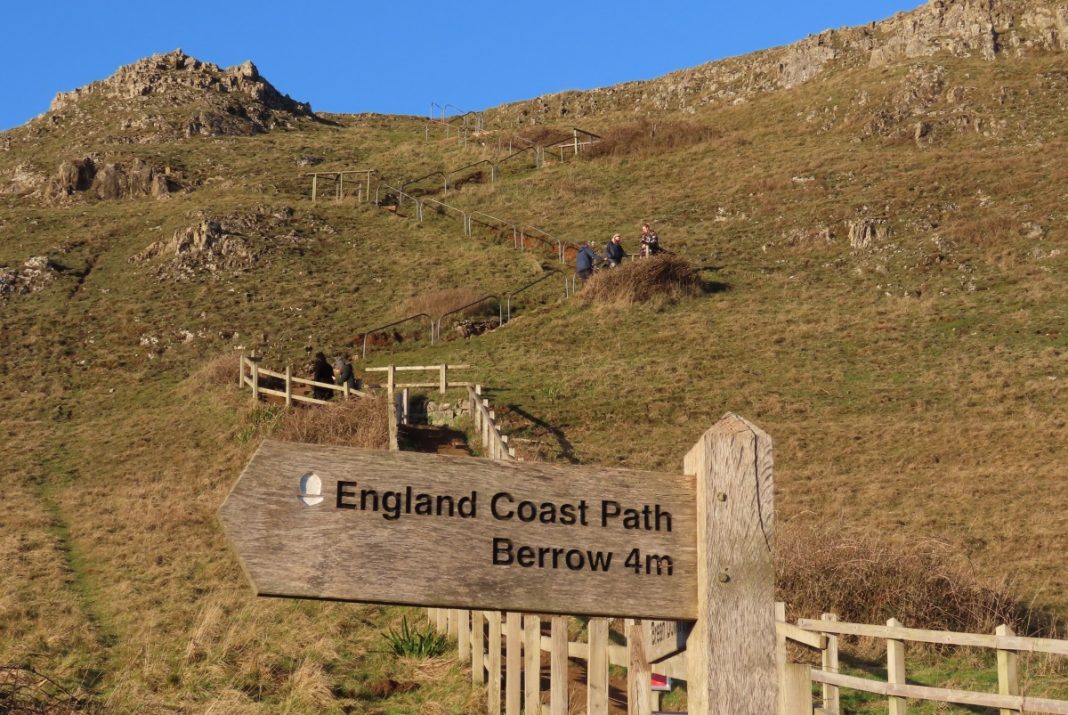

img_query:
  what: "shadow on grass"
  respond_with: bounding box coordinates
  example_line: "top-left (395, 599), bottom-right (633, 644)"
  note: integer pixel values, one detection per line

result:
top-left (504, 403), bottom-right (580, 464)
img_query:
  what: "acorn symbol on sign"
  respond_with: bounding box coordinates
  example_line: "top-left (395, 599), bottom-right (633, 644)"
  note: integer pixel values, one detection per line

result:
top-left (299, 473), bottom-right (324, 507)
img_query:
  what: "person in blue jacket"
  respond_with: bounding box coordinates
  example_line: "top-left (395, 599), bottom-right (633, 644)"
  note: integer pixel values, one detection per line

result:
top-left (575, 241), bottom-right (602, 285)
top-left (605, 233), bottom-right (627, 267)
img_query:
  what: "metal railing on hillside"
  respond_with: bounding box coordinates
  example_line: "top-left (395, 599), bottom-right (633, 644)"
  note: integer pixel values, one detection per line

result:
top-left (360, 313), bottom-right (434, 359)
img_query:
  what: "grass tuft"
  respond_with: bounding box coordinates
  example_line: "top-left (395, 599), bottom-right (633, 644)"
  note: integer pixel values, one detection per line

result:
top-left (381, 618), bottom-right (449, 658)
top-left (579, 255), bottom-right (705, 306)
top-left (274, 395), bottom-right (389, 450)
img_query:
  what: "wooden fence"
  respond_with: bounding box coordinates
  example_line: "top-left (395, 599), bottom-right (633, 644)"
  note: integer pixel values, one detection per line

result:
top-left (366, 364), bottom-right (473, 450)
top-left (778, 609), bottom-right (1068, 714)
top-left (468, 384), bottom-right (515, 461)
top-left (238, 355), bottom-right (367, 407)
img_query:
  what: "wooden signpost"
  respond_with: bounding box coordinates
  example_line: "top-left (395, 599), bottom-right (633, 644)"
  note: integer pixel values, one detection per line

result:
top-left (219, 413), bottom-right (777, 715)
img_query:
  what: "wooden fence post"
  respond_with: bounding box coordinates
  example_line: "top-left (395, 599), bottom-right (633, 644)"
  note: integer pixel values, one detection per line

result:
top-left (782, 663), bottom-right (813, 715)
top-left (436, 608), bottom-right (448, 634)
top-left (285, 365), bottom-right (292, 408)
top-left (587, 618), bottom-right (608, 715)
top-left (488, 611), bottom-right (502, 715)
top-left (525, 615), bottom-right (542, 715)
top-left (506, 612), bottom-right (522, 715)
top-left (448, 609), bottom-right (459, 639)
top-left (821, 613), bottom-right (840, 713)
top-left (473, 611), bottom-right (486, 686)
top-left (458, 610), bottom-right (471, 663)
top-left (996, 624), bottom-right (1019, 715)
top-left (387, 364), bottom-right (396, 396)
top-left (626, 620), bottom-right (653, 715)
top-left (440, 364), bottom-right (447, 394)
top-left (311, 174), bottom-right (317, 203)
top-left (775, 602), bottom-right (788, 715)
top-left (238, 353), bottom-right (245, 387)
top-left (684, 413), bottom-right (776, 715)
top-left (550, 616), bottom-right (567, 715)
top-left (251, 362), bottom-right (260, 403)
top-left (887, 618), bottom-right (907, 715)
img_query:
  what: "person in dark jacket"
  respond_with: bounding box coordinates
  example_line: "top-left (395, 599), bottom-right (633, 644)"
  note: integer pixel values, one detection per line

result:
top-left (639, 222), bottom-right (661, 257)
top-left (334, 355), bottom-right (358, 392)
top-left (605, 233), bottom-right (626, 267)
top-left (311, 351), bottom-right (334, 400)
top-left (575, 241), bottom-right (602, 285)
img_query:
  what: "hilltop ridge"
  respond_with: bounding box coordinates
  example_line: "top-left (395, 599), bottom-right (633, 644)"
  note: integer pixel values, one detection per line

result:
top-left (488, 0), bottom-right (1068, 122)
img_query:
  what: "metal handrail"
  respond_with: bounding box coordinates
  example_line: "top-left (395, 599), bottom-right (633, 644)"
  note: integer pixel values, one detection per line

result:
top-left (376, 183), bottom-right (423, 217)
top-left (448, 159), bottom-right (497, 184)
top-left (506, 270), bottom-right (561, 321)
top-left (572, 127), bottom-right (602, 139)
top-left (401, 170), bottom-right (448, 194)
top-left (435, 294), bottom-right (502, 341)
top-left (361, 313), bottom-right (434, 359)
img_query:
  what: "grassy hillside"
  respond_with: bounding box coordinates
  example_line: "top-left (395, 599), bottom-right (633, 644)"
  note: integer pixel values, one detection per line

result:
top-left (2, 24), bottom-right (1067, 715)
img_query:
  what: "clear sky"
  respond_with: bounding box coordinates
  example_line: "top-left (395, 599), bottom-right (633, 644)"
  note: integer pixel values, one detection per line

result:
top-left (1, 0), bottom-right (922, 131)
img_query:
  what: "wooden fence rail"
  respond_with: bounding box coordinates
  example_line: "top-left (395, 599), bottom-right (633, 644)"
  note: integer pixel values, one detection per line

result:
top-left (238, 355), bottom-right (367, 407)
top-left (468, 384), bottom-right (515, 461)
top-left (778, 613), bottom-right (1068, 715)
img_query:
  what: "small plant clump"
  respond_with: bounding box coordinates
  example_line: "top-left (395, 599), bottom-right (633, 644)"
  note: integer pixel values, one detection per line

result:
top-left (275, 394), bottom-right (390, 450)
top-left (381, 617), bottom-right (450, 658)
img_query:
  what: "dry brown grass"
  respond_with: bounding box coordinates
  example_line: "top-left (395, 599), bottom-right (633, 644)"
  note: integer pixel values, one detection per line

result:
top-left (585, 117), bottom-right (722, 158)
top-left (776, 523), bottom-right (1054, 638)
top-left (400, 287), bottom-right (497, 319)
top-left (579, 255), bottom-right (705, 306)
top-left (274, 395), bottom-right (389, 450)
top-left (194, 351), bottom-right (242, 388)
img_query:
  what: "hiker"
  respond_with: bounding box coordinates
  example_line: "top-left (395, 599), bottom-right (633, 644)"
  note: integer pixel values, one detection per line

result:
top-left (575, 241), bottom-right (602, 285)
top-left (334, 355), bottom-right (359, 392)
top-left (310, 351), bottom-right (334, 400)
top-left (605, 233), bottom-right (627, 267)
top-left (639, 222), bottom-right (661, 258)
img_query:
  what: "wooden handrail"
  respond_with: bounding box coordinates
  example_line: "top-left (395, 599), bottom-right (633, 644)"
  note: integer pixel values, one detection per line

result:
top-left (796, 619), bottom-right (1068, 656)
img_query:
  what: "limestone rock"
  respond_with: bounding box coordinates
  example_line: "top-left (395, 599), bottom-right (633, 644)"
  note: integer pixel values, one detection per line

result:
top-left (849, 219), bottom-right (891, 250)
top-left (0, 256), bottom-right (60, 298)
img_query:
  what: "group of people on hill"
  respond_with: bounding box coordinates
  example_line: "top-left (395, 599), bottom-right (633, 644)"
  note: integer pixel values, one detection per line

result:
top-left (309, 351), bottom-right (359, 400)
top-left (575, 222), bottom-right (664, 284)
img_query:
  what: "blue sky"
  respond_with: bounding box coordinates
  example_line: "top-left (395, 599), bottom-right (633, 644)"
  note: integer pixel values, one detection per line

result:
top-left (1, 1), bottom-right (921, 130)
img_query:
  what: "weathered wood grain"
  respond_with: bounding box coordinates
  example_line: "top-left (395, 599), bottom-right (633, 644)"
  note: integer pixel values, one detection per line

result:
top-left (684, 413), bottom-right (776, 715)
top-left (219, 440), bottom-right (697, 619)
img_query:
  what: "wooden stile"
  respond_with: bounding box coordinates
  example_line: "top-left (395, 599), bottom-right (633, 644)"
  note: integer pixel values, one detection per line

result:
top-left (525, 614), bottom-right (541, 715)
top-left (550, 616), bottom-right (567, 715)
top-left (587, 618), bottom-right (609, 715)
top-left (684, 413), bottom-right (777, 715)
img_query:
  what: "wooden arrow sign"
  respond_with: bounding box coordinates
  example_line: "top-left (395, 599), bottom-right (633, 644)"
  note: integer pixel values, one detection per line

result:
top-left (219, 440), bottom-right (698, 620)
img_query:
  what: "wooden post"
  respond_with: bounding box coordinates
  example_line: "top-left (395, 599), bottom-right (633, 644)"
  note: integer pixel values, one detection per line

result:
top-left (506, 612), bottom-right (522, 715)
top-left (781, 663), bottom-right (813, 715)
top-left (343, 381), bottom-right (350, 400)
top-left (338, 173), bottom-right (344, 202)
top-left (488, 611), bottom-right (503, 715)
top-left (440, 364), bottom-right (447, 394)
top-left (524, 614), bottom-right (542, 715)
top-left (887, 618), bottom-right (907, 715)
top-left (775, 602), bottom-right (788, 715)
top-left (549, 616), bottom-right (567, 715)
top-left (311, 174), bottom-right (317, 203)
top-left (473, 611), bottom-right (486, 685)
top-left (366, 171), bottom-right (371, 204)
top-left (587, 618), bottom-right (608, 715)
top-left (402, 387), bottom-right (409, 424)
top-left (427, 607), bottom-right (437, 627)
top-left (387, 364), bottom-right (396, 396)
top-left (238, 353), bottom-right (245, 386)
top-left (284, 365), bottom-right (292, 408)
top-left (458, 610), bottom-right (471, 663)
top-left (996, 624), bottom-right (1019, 715)
top-left (626, 620), bottom-right (652, 715)
top-left (821, 613), bottom-right (840, 713)
top-left (436, 608), bottom-right (448, 633)
top-left (251, 362), bottom-right (260, 403)
top-left (449, 608), bottom-right (460, 639)
top-left (685, 413), bottom-right (776, 715)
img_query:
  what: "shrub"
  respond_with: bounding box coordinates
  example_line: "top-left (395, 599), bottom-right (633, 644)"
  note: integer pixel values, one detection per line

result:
top-left (381, 618), bottom-right (449, 658)
top-left (275, 394), bottom-right (389, 450)
top-left (195, 351), bottom-right (242, 387)
top-left (776, 523), bottom-right (1055, 639)
top-left (579, 255), bottom-right (705, 306)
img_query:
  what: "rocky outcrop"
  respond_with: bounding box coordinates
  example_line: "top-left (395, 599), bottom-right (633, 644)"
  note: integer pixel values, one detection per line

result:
top-left (849, 219), bottom-right (892, 250)
top-left (488, 0), bottom-right (1067, 123)
top-left (41, 157), bottom-right (179, 202)
top-left (132, 206), bottom-right (299, 280)
top-left (45, 49), bottom-right (314, 141)
top-left (0, 256), bottom-right (59, 298)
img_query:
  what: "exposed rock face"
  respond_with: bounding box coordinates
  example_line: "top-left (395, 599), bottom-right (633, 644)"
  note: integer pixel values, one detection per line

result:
top-left (0, 256), bottom-right (59, 298)
top-left (849, 219), bottom-right (892, 250)
top-left (488, 0), bottom-right (1067, 122)
top-left (132, 206), bottom-right (300, 280)
top-left (41, 156), bottom-right (179, 202)
top-left (45, 49), bottom-right (314, 141)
